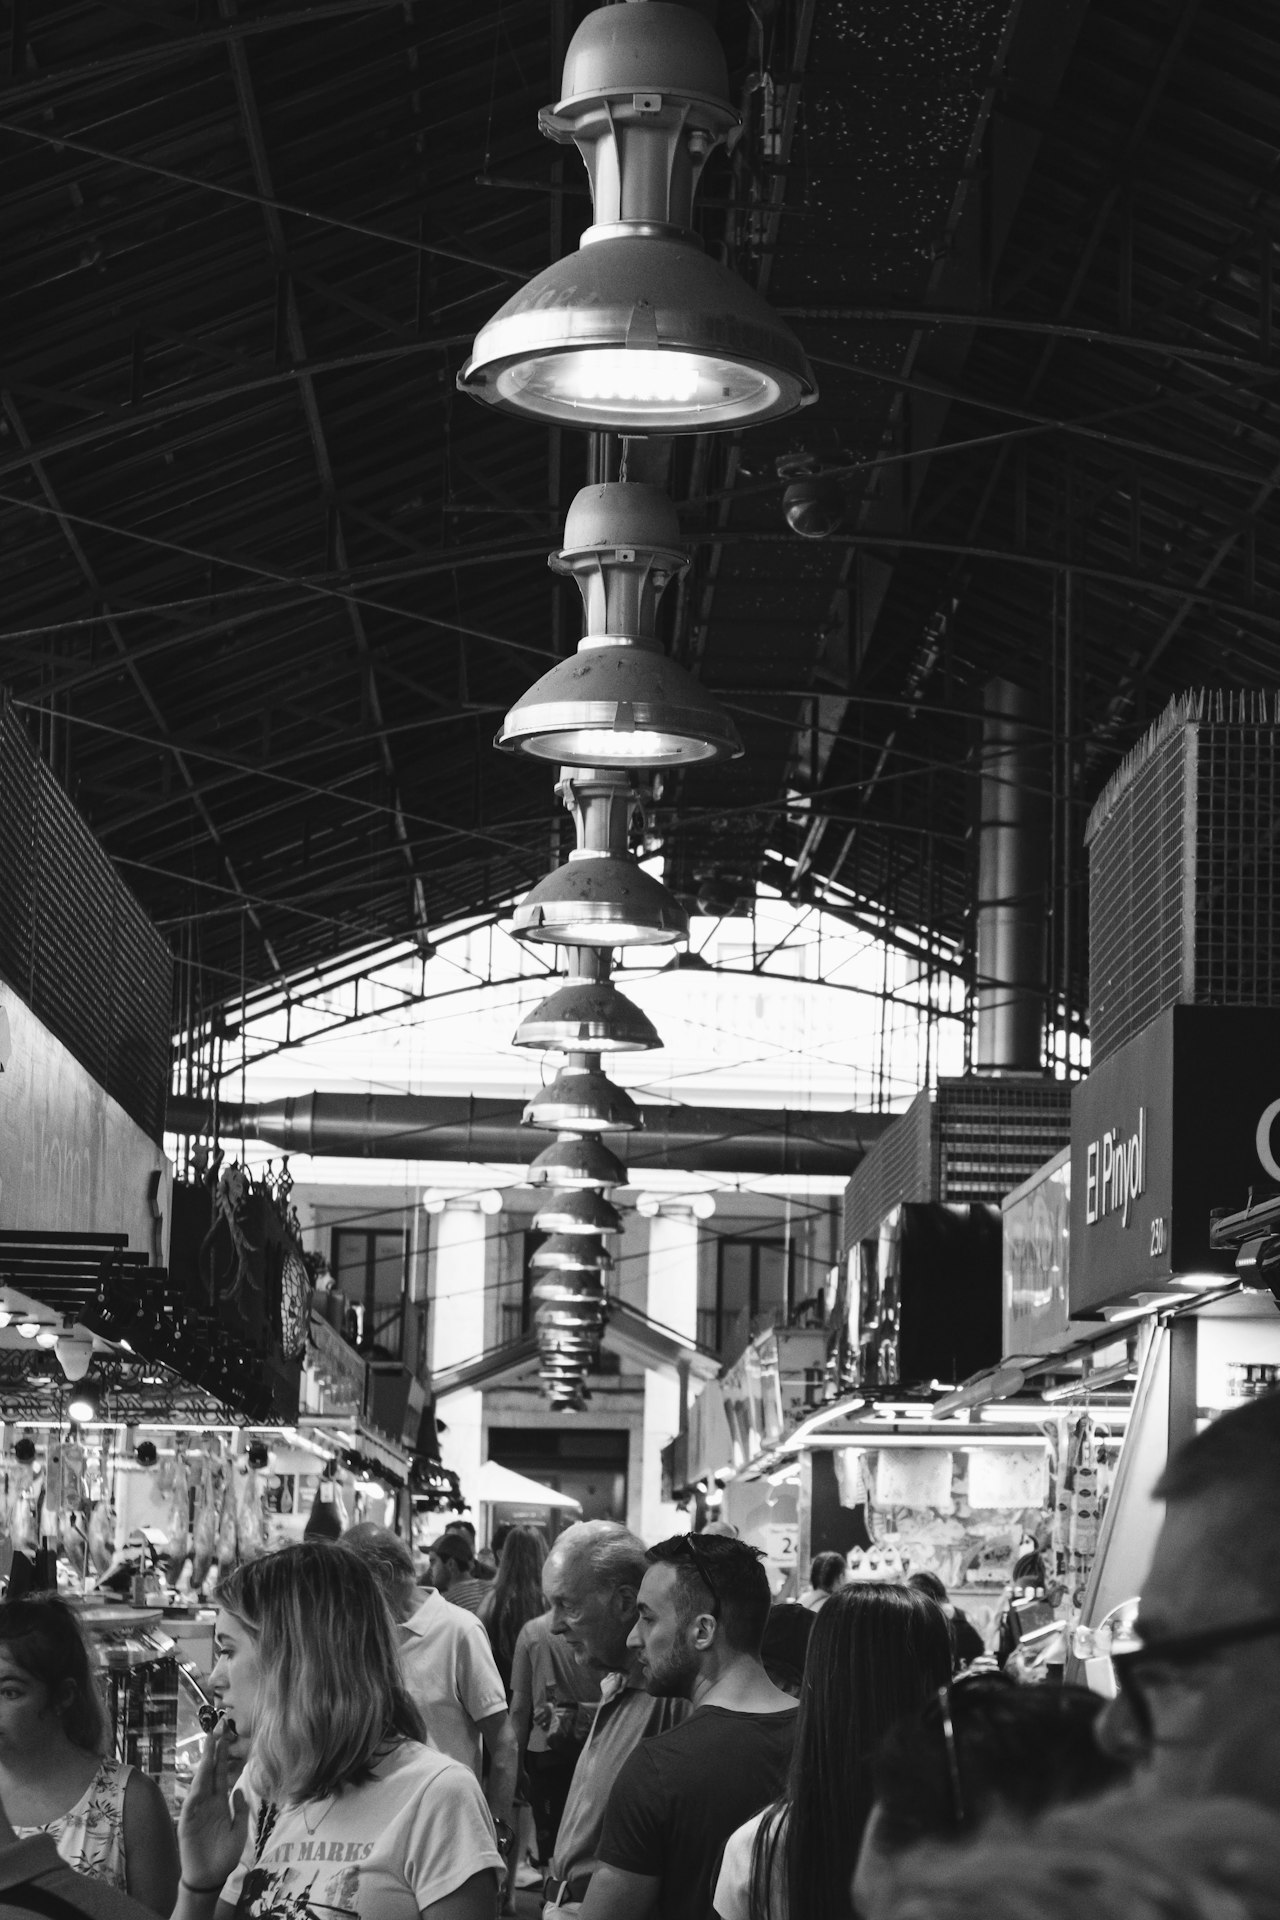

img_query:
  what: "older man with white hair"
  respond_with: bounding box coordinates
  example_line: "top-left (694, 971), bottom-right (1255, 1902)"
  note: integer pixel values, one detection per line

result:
top-left (541, 1522), bottom-right (689, 1919)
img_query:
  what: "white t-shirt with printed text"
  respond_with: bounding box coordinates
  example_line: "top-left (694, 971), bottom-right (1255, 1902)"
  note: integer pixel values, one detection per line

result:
top-left (222, 1739), bottom-right (502, 1919)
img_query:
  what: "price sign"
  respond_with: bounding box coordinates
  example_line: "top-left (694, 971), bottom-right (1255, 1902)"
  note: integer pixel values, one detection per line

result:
top-left (764, 1523), bottom-right (798, 1564)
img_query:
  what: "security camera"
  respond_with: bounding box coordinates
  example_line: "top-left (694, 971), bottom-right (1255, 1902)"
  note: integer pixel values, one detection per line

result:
top-left (776, 451), bottom-right (845, 540)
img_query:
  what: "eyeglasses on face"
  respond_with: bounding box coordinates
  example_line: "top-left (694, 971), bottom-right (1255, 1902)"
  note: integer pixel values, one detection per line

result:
top-left (1111, 1610), bottom-right (1280, 1740)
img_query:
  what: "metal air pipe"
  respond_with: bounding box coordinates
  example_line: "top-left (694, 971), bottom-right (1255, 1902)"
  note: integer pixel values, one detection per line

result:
top-left (974, 676), bottom-right (1047, 1074)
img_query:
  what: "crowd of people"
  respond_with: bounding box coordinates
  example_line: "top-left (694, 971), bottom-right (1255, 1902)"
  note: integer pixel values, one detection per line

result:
top-left (2, 1385), bottom-right (1280, 1919)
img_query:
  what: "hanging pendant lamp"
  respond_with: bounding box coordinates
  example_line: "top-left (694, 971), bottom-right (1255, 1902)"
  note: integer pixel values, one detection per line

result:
top-left (530, 1232), bottom-right (614, 1274)
top-left (535, 1188), bottom-right (622, 1235)
top-left (526, 1134), bottom-right (626, 1189)
top-left (512, 769), bottom-right (687, 949)
top-left (514, 947), bottom-right (660, 1054)
top-left (459, 4), bottom-right (815, 432)
top-left (523, 1053), bottom-right (643, 1134)
top-left (497, 484), bottom-right (742, 769)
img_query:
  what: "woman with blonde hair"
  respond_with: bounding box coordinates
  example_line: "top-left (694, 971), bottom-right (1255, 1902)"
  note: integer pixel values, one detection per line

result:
top-left (175, 1541), bottom-right (502, 1919)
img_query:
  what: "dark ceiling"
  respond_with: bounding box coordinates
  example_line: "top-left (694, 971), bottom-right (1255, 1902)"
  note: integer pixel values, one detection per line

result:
top-left (4, 0), bottom-right (1280, 1055)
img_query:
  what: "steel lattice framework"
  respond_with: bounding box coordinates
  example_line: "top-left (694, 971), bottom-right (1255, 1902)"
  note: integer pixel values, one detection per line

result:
top-left (3, 0), bottom-right (1280, 1063)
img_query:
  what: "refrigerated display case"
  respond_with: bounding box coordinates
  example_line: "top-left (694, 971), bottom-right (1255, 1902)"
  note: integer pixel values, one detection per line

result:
top-left (76, 1601), bottom-right (217, 1814)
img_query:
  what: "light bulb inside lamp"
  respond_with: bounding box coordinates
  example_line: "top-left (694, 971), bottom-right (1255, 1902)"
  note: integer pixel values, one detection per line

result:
top-left (497, 349), bottom-right (780, 431)
top-left (35, 1328), bottom-right (59, 1349)
top-left (16, 1321), bottom-right (38, 1340)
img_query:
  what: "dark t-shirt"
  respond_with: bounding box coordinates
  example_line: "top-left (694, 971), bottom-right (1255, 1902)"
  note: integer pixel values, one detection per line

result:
top-left (597, 1704), bottom-right (798, 1920)
top-left (951, 1607), bottom-right (986, 1667)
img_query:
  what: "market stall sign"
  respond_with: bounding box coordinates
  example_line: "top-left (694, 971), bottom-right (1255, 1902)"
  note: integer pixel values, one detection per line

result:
top-left (1069, 1006), bottom-right (1280, 1315)
top-left (0, 982), bottom-right (170, 1255)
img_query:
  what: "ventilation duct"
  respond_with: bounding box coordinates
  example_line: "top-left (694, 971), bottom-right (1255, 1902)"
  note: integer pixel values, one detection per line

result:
top-left (974, 677), bottom-right (1046, 1075)
top-left (166, 1092), bottom-right (888, 1178)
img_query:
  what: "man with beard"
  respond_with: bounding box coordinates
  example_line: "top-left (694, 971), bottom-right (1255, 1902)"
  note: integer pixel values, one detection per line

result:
top-left (578, 1534), bottom-right (797, 1920)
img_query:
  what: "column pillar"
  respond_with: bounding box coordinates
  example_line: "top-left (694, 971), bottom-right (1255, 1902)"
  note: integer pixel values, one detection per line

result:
top-left (641, 1209), bottom-right (699, 1542)
top-left (430, 1205), bottom-right (488, 1501)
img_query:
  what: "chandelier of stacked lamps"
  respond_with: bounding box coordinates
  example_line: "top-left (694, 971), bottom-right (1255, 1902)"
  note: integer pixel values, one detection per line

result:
top-left (461, 0), bottom-right (817, 1410)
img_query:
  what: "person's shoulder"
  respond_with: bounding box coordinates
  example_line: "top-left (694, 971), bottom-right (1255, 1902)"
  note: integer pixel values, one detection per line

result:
top-left (379, 1739), bottom-right (482, 1791)
top-left (515, 1610), bottom-right (550, 1649)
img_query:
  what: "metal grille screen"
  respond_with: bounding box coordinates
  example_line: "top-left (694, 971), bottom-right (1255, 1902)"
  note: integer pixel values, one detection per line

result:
top-left (936, 1080), bottom-right (1072, 1203)
top-left (0, 699), bottom-right (172, 1141)
top-left (842, 1089), bottom-right (934, 1251)
top-left (1087, 691), bottom-right (1280, 1062)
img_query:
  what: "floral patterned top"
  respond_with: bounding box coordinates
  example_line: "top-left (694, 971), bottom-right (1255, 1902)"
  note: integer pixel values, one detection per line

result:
top-left (14, 1756), bottom-right (133, 1890)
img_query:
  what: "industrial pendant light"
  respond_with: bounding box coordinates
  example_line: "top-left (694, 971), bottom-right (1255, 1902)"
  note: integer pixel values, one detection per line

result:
top-left (535, 1188), bottom-right (622, 1235)
top-left (535, 1300), bottom-right (609, 1330)
top-left (512, 769), bottom-right (688, 948)
top-left (514, 947), bottom-right (660, 1054)
top-left (459, 4), bottom-right (815, 431)
top-left (497, 485), bottom-right (742, 769)
top-left (530, 1232), bottom-right (614, 1274)
top-left (527, 1134), bottom-right (626, 1189)
top-left (522, 1053), bottom-right (643, 1133)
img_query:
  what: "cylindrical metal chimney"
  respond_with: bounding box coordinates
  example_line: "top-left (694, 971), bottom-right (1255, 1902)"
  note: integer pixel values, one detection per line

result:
top-left (974, 676), bottom-right (1046, 1074)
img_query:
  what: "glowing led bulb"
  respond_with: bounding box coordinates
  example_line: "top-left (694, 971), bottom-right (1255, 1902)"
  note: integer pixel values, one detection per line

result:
top-left (35, 1328), bottom-right (59, 1349)
top-left (567, 350), bottom-right (701, 405)
top-left (17, 1321), bottom-right (39, 1340)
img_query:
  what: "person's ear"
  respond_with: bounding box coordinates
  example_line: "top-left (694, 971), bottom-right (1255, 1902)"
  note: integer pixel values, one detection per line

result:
top-left (691, 1612), bottom-right (717, 1651)
top-left (612, 1583), bottom-right (638, 1619)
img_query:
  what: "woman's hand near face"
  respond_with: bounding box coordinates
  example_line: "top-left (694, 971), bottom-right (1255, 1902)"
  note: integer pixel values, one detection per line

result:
top-left (177, 1720), bottom-right (249, 1898)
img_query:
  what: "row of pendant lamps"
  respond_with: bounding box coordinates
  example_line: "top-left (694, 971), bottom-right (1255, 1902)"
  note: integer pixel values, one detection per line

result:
top-left (460, 0), bottom-right (817, 1409)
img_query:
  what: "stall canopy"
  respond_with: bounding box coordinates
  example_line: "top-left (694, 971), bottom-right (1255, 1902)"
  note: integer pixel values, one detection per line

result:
top-left (473, 1462), bottom-right (582, 1511)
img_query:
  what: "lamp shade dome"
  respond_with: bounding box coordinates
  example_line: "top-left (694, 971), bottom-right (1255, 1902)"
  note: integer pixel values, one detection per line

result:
top-left (514, 978), bottom-right (661, 1054)
top-left (526, 1135), bottom-right (627, 1188)
top-left (512, 853), bottom-right (688, 948)
top-left (522, 1060), bottom-right (643, 1134)
top-left (458, 233), bottom-right (816, 434)
top-left (497, 643), bottom-right (742, 767)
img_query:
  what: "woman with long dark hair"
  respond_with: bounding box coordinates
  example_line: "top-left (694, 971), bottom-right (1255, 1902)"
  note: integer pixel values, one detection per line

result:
top-left (0, 1593), bottom-right (178, 1913)
top-left (478, 1526), bottom-right (547, 1696)
top-left (712, 1583), bottom-right (953, 1920)
top-left (175, 1541), bottom-right (502, 1919)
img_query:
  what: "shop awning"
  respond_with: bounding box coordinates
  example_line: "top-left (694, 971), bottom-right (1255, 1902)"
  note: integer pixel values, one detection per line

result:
top-left (472, 1461), bottom-right (581, 1510)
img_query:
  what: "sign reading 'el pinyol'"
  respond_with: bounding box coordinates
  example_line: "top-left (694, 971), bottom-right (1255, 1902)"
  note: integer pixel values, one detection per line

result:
top-left (1068, 1005), bottom-right (1280, 1317)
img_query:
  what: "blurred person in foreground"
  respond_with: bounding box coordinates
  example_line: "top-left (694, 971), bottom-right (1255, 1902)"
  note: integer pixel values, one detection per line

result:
top-left (875, 1791), bottom-right (1280, 1920)
top-left (341, 1523), bottom-right (517, 1846)
top-left (713, 1583), bottom-right (952, 1920)
top-left (1099, 1385), bottom-right (1280, 1806)
top-left (0, 1796), bottom-right (158, 1920)
top-left (542, 1523), bottom-right (688, 1919)
top-left (853, 1676), bottom-right (1127, 1919)
top-left (175, 1541), bottom-right (502, 1920)
top-left (580, 1535), bottom-right (796, 1920)
top-left (0, 1594), bottom-right (178, 1913)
